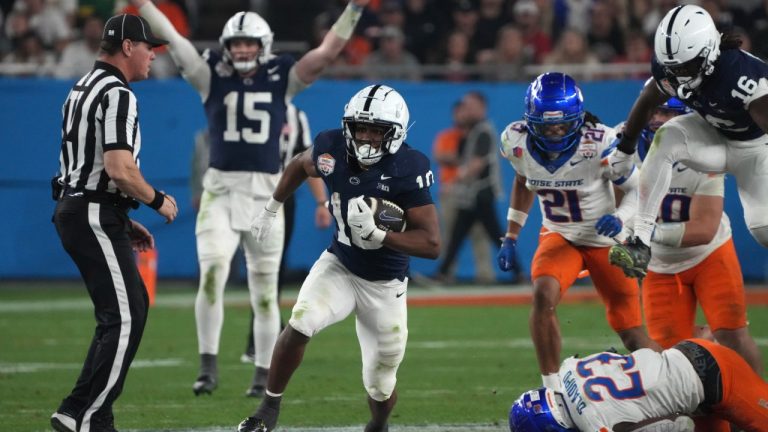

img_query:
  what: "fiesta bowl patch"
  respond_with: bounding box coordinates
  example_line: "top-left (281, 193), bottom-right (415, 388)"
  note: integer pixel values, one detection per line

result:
top-left (317, 153), bottom-right (336, 176)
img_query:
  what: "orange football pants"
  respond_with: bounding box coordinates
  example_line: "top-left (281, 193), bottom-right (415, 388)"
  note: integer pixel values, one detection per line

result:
top-left (686, 339), bottom-right (768, 431)
top-left (643, 239), bottom-right (746, 349)
top-left (531, 229), bottom-right (642, 331)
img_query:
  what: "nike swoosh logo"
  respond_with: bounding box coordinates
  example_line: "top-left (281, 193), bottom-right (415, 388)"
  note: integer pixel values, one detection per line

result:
top-left (676, 166), bottom-right (688, 172)
top-left (708, 102), bottom-right (717, 107)
top-left (350, 224), bottom-right (363, 229)
top-left (379, 211), bottom-right (401, 222)
top-left (396, 291), bottom-right (406, 298)
top-left (610, 161), bottom-right (624, 167)
top-left (267, 66), bottom-right (279, 74)
top-left (569, 159), bottom-right (584, 166)
top-left (380, 175), bottom-right (392, 180)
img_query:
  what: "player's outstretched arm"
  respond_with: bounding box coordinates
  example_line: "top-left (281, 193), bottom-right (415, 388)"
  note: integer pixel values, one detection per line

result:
top-left (272, 148), bottom-right (317, 203)
top-left (748, 94), bottom-right (768, 135)
top-left (383, 204), bottom-right (440, 259)
top-left (131, 0), bottom-right (210, 97)
top-left (293, 0), bottom-right (369, 86)
top-left (616, 80), bottom-right (670, 154)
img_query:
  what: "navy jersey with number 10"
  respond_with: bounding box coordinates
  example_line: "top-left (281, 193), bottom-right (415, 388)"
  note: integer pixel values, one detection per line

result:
top-left (312, 129), bottom-right (434, 281)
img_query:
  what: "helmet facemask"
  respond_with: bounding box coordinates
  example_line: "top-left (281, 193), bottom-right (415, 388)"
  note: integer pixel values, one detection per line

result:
top-left (342, 85), bottom-right (409, 166)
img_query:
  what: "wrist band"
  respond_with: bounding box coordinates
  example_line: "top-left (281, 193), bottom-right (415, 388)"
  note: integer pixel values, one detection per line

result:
top-left (265, 197), bottom-right (283, 213)
top-left (148, 188), bottom-right (165, 210)
top-left (506, 208), bottom-right (528, 227)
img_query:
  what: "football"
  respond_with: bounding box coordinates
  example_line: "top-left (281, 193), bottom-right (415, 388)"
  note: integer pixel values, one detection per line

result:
top-left (364, 197), bottom-right (407, 233)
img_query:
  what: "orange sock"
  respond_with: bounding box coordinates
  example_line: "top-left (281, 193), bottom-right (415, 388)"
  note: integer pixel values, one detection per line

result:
top-left (137, 249), bottom-right (158, 306)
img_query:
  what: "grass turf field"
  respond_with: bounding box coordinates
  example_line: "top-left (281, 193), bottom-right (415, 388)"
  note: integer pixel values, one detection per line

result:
top-left (1, 281), bottom-right (767, 432)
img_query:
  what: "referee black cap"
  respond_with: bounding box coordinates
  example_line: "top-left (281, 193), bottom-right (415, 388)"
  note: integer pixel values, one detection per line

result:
top-left (102, 14), bottom-right (168, 47)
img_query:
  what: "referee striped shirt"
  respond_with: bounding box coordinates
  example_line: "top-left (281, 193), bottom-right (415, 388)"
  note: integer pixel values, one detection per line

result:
top-left (57, 61), bottom-right (141, 195)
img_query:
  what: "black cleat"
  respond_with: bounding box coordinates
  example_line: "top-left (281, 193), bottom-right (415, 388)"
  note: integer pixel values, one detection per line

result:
top-left (50, 412), bottom-right (76, 432)
top-left (609, 236), bottom-right (651, 279)
top-left (364, 421), bottom-right (389, 432)
top-left (193, 374), bottom-right (218, 396)
top-left (237, 416), bottom-right (269, 432)
top-left (245, 367), bottom-right (268, 398)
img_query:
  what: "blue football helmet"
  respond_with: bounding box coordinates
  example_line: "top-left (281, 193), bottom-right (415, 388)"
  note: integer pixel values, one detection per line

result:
top-left (638, 97), bottom-right (690, 160)
top-left (524, 72), bottom-right (585, 154)
top-left (509, 387), bottom-right (577, 432)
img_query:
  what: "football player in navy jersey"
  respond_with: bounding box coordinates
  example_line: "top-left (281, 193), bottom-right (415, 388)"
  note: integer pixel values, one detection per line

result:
top-left (607, 4), bottom-right (768, 279)
top-left (237, 85), bottom-right (440, 432)
top-left (130, 0), bottom-right (370, 397)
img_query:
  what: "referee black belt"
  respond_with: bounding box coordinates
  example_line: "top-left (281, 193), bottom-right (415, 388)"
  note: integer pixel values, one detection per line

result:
top-left (673, 340), bottom-right (723, 409)
top-left (63, 189), bottom-right (139, 211)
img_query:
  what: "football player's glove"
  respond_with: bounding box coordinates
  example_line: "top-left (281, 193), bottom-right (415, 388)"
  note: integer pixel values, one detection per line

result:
top-left (497, 237), bottom-right (518, 272)
top-left (595, 214), bottom-right (623, 237)
top-left (347, 196), bottom-right (386, 249)
top-left (250, 207), bottom-right (278, 243)
top-left (607, 143), bottom-right (634, 179)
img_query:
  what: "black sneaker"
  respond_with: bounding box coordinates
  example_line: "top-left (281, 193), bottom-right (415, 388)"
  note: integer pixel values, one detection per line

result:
top-left (609, 237), bottom-right (651, 279)
top-left (90, 411), bottom-right (118, 432)
top-left (245, 367), bottom-right (268, 398)
top-left (238, 396), bottom-right (281, 431)
top-left (193, 374), bottom-right (218, 396)
top-left (50, 411), bottom-right (76, 432)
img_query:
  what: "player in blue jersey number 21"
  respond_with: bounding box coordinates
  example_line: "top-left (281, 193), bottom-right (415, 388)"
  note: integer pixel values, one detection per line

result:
top-left (240, 85), bottom-right (440, 432)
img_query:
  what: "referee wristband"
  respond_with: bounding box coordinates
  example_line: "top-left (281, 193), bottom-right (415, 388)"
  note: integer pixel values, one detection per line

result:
top-left (148, 188), bottom-right (165, 210)
top-left (506, 208), bottom-right (528, 227)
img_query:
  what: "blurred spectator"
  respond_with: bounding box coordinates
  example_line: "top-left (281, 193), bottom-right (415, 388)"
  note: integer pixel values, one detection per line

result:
top-left (362, 25), bottom-right (421, 81)
top-left (587, 0), bottom-right (624, 63)
top-left (403, 0), bottom-right (443, 63)
top-left (378, 0), bottom-right (405, 29)
top-left (611, 30), bottom-right (652, 79)
top-left (474, 0), bottom-right (506, 52)
top-left (476, 24), bottom-right (530, 82)
top-left (54, 14), bottom-right (103, 78)
top-left (440, 29), bottom-right (474, 82)
top-left (433, 91), bottom-right (515, 284)
top-left (8, 0), bottom-right (71, 54)
top-left (632, 0), bottom-right (677, 40)
top-left (2, 30), bottom-right (55, 76)
top-left (543, 28), bottom-right (599, 79)
top-left (700, 0), bottom-right (750, 31)
top-left (512, 0), bottom-right (552, 64)
top-left (432, 99), bottom-right (497, 284)
top-left (555, 0), bottom-right (591, 37)
top-left (450, 0), bottom-right (479, 60)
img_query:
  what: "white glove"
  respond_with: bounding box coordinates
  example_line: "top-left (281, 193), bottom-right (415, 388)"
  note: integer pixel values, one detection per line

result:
top-left (250, 198), bottom-right (282, 242)
top-left (347, 196), bottom-right (386, 250)
top-left (607, 146), bottom-right (634, 180)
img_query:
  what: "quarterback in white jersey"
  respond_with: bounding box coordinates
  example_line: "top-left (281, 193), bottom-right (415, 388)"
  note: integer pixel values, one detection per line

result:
top-left (497, 73), bottom-right (658, 391)
top-left (509, 339), bottom-right (768, 431)
top-left (130, 0), bottom-right (368, 397)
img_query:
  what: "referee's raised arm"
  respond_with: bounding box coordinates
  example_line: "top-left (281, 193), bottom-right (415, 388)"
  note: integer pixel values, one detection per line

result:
top-left (49, 13), bottom-right (174, 432)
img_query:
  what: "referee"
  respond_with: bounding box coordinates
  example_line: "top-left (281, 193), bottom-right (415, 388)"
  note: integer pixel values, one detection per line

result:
top-left (50, 14), bottom-right (177, 432)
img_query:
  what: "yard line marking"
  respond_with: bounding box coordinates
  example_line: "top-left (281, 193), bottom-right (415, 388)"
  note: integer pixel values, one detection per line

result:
top-left (0, 358), bottom-right (183, 374)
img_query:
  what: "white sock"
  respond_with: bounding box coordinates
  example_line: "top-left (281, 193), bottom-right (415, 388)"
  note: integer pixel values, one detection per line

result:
top-left (195, 258), bottom-right (231, 354)
top-left (248, 271), bottom-right (280, 369)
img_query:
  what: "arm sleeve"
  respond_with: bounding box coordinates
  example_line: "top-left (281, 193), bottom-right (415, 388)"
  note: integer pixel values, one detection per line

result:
top-left (137, 0), bottom-right (211, 100)
top-left (102, 88), bottom-right (136, 152)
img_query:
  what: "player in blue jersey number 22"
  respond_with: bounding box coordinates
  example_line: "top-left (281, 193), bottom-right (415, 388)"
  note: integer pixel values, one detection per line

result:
top-left (240, 85), bottom-right (440, 432)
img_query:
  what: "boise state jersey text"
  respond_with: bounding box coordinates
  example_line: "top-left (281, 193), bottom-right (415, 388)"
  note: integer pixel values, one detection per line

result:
top-left (652, 49), bottom-right (768, 141)
top-left (204, 51), bottom-right (294, 173)
top-left (312, 129), bottom-right (433, 281)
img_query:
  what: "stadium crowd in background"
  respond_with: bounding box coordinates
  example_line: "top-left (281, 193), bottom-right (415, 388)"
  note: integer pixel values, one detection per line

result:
top-left (1, 0), bottom-right (767, 80)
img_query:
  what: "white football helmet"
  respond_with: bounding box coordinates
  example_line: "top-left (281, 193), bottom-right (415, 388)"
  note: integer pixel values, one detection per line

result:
top-left (342, 85), bottom-right (410, 166)
top-left (654, 5), bottom-right (720, 99)
top-left (219, 11), bottom-right (274, 73)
